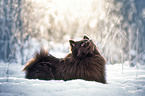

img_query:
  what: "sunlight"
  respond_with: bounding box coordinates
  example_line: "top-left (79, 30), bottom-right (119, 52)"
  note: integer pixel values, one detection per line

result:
top-left (28, 0), bottom-right (107, 28)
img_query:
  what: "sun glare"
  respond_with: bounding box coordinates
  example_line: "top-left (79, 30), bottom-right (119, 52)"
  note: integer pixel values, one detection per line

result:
top-left (31, 0), bottom-right (107, 38)
top-left (29, 0), bottom-right (107, 23)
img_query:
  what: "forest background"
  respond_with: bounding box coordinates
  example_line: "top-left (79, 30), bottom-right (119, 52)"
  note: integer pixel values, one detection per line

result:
top-left (0, 0), bottom-right (145, 66)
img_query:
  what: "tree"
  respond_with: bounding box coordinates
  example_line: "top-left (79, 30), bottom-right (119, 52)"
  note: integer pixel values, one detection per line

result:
top-left (0, 0), bottom-right (24, 64)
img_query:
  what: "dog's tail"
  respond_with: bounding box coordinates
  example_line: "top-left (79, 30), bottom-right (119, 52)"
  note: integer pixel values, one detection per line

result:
top-left (23, 47), bottom-right (50, 71)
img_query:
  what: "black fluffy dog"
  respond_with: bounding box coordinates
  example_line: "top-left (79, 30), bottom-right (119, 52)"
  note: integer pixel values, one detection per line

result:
top-left (23, 36), bottom-right (106, 84)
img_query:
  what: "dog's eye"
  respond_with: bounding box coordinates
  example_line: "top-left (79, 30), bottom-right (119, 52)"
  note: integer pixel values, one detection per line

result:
top-left (81, 42), bottom-right (89, 47)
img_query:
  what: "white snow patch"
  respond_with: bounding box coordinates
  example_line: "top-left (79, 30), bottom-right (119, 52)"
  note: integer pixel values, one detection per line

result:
top-left (0, 62), bottom-right (145, 96)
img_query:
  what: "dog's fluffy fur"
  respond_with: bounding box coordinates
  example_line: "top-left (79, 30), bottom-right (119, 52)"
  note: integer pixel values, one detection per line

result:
top-left (23, 36), bottom-right (106, 84)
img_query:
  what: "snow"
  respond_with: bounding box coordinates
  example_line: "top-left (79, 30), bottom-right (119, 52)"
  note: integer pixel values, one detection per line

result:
top-left (0, 61), bottom-right (145, 96)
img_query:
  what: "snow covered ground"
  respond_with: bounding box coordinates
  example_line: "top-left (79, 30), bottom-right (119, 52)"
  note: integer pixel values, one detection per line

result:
top-left (0, 61), bottom-right (145, 96)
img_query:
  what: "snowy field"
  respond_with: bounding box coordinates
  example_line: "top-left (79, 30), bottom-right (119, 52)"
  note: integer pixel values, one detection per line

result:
top-left (0, 61), bottom-right (145, 96)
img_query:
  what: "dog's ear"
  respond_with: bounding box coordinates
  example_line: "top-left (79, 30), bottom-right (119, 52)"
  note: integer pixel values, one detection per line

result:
top-left (69, 40), bottom-right (76, 47)
top-left (83, 35), bottom-right (89, 40)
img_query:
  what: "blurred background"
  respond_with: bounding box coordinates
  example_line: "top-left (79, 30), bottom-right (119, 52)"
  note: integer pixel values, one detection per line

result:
top-left (0, 0), bottom-right (145, 66)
